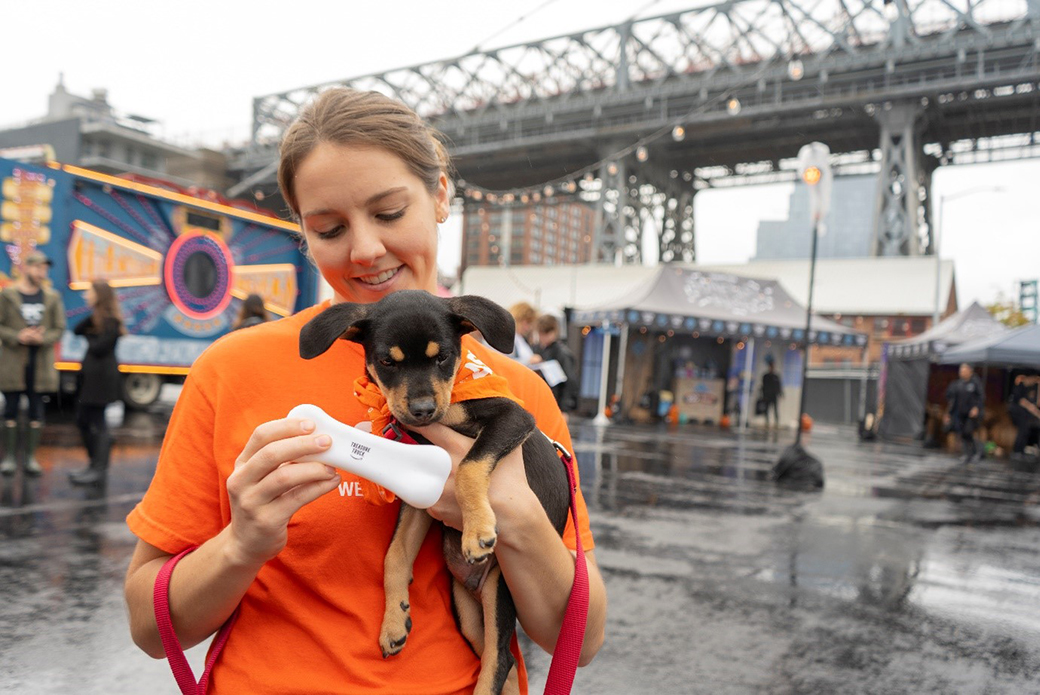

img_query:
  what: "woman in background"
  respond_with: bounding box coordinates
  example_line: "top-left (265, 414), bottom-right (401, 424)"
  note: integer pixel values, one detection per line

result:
top-left (69, 280), bottom-right (125, 486)
top-left (232, 293), bottom-right (269, 331)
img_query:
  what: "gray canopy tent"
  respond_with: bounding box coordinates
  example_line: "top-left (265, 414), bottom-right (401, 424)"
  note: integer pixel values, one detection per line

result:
top-left (571, 266), bottom-right (867, 425)
top-left (938, 323), bottom-right (1040, 369)
top-left (878, 302), bottom-right (1006, 440)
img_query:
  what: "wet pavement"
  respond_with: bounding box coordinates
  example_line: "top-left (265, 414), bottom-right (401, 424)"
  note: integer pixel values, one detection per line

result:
top-left (3, 396), bottom-right (1040, 694)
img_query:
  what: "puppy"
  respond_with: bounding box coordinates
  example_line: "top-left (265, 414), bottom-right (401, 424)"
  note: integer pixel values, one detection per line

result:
top-left (300, 290), bottom-right (570, 695)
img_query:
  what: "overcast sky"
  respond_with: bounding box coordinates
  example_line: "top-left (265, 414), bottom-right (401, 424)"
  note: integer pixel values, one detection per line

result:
top-left (3, 0), bottom-right (1037, 310)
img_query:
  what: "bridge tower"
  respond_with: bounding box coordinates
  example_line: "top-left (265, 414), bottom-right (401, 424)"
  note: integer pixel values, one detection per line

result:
top-left (871, 102), bottom-right (934, 256)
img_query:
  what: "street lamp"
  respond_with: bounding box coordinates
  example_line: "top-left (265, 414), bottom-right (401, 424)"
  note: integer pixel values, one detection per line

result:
top-left (793, 143), bottom-right (832, 448)
top-left (932, 186), bottom-right (1006, 327)
top-left (774, 143), bottom-right (831, 488)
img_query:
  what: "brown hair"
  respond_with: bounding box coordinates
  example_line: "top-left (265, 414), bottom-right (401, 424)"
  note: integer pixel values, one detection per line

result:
top-left (277, 88), bottom-right (453, 218)
top-left (509, 302), bottom-right (538, 325)
top-left (536, 314), bottom-right (560, 335)
top-left (90, 280), bottom-right (126, 335)
top-left (233, 293), bottom-right (269, 329)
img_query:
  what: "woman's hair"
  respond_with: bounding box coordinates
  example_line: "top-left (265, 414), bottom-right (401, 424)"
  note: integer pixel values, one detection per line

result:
top-left (234, 293), bottom-right (269, 329)
top-left (278, 88), bottom-right (453, 219)
top-left (90, 280), bottom-right (126, 335)
top-left (509, 302), bottom-right (538, 325)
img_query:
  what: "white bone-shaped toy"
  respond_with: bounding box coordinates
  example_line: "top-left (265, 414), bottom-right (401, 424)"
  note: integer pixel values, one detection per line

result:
top-left (288, 404), bottom-right (451, 509)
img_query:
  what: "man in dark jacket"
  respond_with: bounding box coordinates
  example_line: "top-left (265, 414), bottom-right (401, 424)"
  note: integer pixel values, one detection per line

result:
top-left (531, 314), bottom-right (579, 414)
top-left (1008, 374), bottom-right (1040, 461)
top-left (944, 363), bottom-right (985, 462)
top-left (760, 358), bottom-right (783, 429)
top-left (0, 251), bottom-right (66, 476)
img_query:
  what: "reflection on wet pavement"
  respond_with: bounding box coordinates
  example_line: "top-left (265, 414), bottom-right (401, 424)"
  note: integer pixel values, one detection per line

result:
top-left (5, 407), bottom-right (1040, 693)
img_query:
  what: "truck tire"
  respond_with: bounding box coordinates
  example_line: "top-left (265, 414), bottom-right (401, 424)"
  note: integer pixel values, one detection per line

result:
top-left (123, 373), bottom-right (163, 410)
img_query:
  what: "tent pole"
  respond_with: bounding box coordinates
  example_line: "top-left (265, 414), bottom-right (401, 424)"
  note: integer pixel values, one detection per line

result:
top-left (613, 323), bottom-right (629, 413)
top-left (740, 338), bottom-right (756, 431)
top-left (592, 322), bottom-right (613, 426)
top-left (858, 346), bottom-right (869, 422)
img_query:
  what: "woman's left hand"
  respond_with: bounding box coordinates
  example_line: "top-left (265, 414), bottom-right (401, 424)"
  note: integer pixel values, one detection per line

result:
top-left (410, 422), bottom-right (534, 532)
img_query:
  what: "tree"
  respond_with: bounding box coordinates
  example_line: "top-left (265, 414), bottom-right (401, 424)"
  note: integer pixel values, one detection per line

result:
top-left (985, 295), bottom-right (1031, 327)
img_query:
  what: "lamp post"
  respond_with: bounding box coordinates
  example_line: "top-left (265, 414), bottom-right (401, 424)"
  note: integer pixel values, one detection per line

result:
top-left (774, 142), bottom-right (831, 487)
top-left (793, 143), bottom-right (832, 447)
top-left (932, 186), bottom-right (1006, 327)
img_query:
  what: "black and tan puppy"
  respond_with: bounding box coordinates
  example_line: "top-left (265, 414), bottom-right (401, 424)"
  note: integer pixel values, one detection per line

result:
top-left (300, 290), bottom-right (569, 695)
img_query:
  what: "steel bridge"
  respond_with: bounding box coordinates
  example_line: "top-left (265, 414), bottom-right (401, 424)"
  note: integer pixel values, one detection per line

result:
top-left (231, 0), bottom-right (1040, 264)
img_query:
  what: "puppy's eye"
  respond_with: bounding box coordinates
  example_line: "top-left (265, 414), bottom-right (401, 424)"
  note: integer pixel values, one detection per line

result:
top-left (379, 358), bottom-right (394, 367)
top-left (435, 353), bottom-right (450, 365)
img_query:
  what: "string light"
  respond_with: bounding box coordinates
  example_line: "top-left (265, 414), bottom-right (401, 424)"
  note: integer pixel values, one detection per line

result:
top-left (727, 97), bottom-right (741, 115)
top-left (788, 59), bottom-right (804, 81)
top-left (636, 146), bottom-right (648, 162)
top-left (672, 125), bottom-right (686, 141)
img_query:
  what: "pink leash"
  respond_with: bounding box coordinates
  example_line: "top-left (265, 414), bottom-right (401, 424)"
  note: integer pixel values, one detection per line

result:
top-left (543, 440), bottom-right (590, 695)
top-left (153, 439), bottom-right (589, 694)
top-left (153, 547), bottom-right (238, 695)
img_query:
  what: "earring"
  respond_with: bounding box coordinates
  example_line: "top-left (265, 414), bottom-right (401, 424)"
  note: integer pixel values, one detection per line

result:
top-left (438, 214), bottom-right (447, 223)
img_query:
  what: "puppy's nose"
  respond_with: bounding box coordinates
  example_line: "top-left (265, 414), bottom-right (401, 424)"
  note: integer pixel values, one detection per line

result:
top-left (408, 398), bottom-right (437, 422)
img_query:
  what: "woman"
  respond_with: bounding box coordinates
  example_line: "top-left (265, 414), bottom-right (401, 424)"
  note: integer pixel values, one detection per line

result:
top-left (123, 88), bottom-right (606, 694)
top-left (69, 280), bottom-right (125, 486)
top-left (232, 293), bottom-right (269, 331)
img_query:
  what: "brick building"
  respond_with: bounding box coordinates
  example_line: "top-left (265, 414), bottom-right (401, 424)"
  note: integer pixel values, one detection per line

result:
top-left (461, 202), bottom-right (596, 272)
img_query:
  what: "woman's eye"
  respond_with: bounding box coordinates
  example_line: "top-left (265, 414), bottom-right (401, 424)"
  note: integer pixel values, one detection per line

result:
top-left (315, 225), bottom-right (343, 239)
top-left (376, 208), bottom-right (406, 222)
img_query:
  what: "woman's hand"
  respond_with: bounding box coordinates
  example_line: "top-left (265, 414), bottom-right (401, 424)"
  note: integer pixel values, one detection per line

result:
top-left (412, 423), bottom-right (537, 533)
top-left (224, 417), bottom-right (341, 568)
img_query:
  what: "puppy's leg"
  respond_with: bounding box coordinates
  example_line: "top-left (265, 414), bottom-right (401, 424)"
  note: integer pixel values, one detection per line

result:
top-left (452, 578), bottom-right (484, 657)
top-left (473, 566), bottom-right (517, 695)
top-left (455, 399), bottom-right (536, 564)
top-left (380, 504), bottom-right (432, 658)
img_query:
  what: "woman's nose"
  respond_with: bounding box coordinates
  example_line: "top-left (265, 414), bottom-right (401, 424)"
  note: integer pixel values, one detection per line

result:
top-left (349, 223), bottom-right (386, 265)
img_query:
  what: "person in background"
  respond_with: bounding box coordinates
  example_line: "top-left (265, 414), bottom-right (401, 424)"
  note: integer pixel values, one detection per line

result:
top-left (760, 356), bottom-right (783, 429)
top-left (68, 280), bottom-right (126, 486)
top-left (1008, 373), bottom-right (1040, 461)
top-left (533, 313), bottom-right (579, 414)
top-left (0, 250), bottom-right (66, 477)
top-left (944, 363), bottom-right (985, 463)
top-left (507, 301), bottom-right (537, 365)
top-left (232, 293), bottom-right (269, 331)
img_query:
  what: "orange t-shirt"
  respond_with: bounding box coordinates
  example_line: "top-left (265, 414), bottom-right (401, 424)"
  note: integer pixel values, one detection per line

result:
top-left (126, 301), bottom-right (594, 694)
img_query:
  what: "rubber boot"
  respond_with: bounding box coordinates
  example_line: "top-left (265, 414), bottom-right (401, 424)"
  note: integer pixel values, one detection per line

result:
top-left (0, 421), bottom-right (17, 475)
top-left (23, 424), bottom-right (43, 476)
top-left (70, 428), bottom-right (109, 486)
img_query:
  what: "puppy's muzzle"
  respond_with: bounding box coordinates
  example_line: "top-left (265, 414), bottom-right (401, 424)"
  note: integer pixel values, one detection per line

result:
top-left (404, 397), bottom-right (438, 425)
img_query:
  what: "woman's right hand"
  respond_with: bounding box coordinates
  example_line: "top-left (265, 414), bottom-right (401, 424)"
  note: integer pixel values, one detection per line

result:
top-left (224, 417), bottom-right (340, 568)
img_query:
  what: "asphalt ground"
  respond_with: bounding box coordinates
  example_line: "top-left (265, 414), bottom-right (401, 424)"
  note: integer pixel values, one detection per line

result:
top-left (3, 393), bottom-right (1040, 694)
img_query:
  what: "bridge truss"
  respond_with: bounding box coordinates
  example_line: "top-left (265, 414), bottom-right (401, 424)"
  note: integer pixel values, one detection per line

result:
top-left (239, 0), bottom-right (1040, 264)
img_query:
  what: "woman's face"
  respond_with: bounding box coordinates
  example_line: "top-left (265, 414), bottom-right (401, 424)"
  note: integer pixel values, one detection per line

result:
top-left (294, 142), bottom-right (449, 305)
top-left (84, 285), bottom-right (97, 308)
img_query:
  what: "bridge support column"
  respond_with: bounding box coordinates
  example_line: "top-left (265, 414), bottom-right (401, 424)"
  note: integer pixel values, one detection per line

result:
top-left (871, 102), bottom-right (934, 256)
top-left (593, 159), bottom-right (623, 263)
top-left (659, 178), bottom-right (696, 263)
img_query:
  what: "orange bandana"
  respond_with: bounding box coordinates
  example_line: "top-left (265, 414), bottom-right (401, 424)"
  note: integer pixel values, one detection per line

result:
top-left (351, 348), bottom-right (524, 505)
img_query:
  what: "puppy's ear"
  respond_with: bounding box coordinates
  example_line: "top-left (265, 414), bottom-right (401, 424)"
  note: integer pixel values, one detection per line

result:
top-left (299, 303), bottom-right (369, 359)
top-left (447, 296), bottom-right (515, 354)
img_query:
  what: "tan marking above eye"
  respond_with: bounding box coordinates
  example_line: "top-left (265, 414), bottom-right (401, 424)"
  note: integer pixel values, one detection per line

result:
top-left (426, 342), bottom-right (440, 358)
top-left (389, 346), bottom-right (405, 362)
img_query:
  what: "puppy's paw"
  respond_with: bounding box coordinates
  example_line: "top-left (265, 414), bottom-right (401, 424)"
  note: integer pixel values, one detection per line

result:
top-left (379, 601), bottom-right (412, 658)
top-left (462, 524), bottom-right (498, 564)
